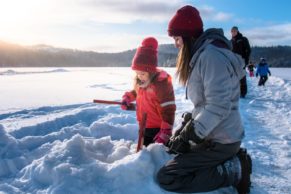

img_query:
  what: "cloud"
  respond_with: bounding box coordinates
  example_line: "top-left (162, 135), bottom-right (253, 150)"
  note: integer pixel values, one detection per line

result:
top-left (0, 1), bottom-right (240, 52)
top-left (81, 2), bottom-right (232, 24)
top-left (245, 23), bottom-right (291, 46)
top-left (198, 5), bottom-right (232, 22)
top-left (0, 0), bottom-right (186, 27)
top-left (0, 0), bottom-right (184, 51)
top-left (213, 12), bottom-right (233, 22)
top-left (62, 0), bottom-right (185, 24)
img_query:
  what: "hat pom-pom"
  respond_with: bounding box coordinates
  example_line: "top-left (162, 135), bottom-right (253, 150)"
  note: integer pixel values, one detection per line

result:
top-left (141, 37), bottom-right (158, 50)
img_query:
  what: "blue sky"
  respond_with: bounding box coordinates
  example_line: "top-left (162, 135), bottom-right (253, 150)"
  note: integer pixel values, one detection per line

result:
top-left (0, 0), bottom-right (290, 52)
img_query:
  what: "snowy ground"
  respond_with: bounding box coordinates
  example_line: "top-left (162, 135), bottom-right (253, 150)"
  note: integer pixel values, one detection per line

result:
top-left (0, 67), bottom-right (290, 194)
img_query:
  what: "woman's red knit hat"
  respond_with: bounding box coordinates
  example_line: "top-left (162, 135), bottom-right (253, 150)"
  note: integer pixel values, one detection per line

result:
top-left (168, 5), bottom-right (203, 38)
top-left (131, 37), bottom-right (158, 73)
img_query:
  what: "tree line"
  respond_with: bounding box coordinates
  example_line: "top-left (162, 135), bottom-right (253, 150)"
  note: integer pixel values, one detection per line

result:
top-left (0, 41), bottom-right (290, 68)
top-left (250, 46), bottom-right (291, 67)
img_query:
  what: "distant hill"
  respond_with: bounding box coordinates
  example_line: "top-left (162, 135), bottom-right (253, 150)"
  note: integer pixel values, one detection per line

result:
top-left (0, 41), bottom-right (136, 67)
top-left (0, 40), bottom-right (290, 67)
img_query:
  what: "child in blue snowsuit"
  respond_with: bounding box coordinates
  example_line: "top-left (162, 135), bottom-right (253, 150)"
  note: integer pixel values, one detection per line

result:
top-left (256, 58), bottom-right (271, 86)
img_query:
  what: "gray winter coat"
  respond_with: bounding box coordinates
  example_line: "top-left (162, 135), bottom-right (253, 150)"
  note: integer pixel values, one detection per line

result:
top-left (187, 28), bottom-right (245, 144)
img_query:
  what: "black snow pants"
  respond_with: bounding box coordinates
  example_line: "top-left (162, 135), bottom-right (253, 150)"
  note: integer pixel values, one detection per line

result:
top-left (157, 141), bottom-right (241, 193)
top-left (240, 75), bottom-right (248, 98)
top-left (143, 128), bottom-right (160, 147)
top-left (258, 75), bottom-right (268, 86)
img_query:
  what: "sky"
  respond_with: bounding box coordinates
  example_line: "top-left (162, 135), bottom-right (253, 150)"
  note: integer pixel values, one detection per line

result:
top-left (0, 0), bottom-right (291, 52)
top-left (0, 67), bottom-right (290, 193)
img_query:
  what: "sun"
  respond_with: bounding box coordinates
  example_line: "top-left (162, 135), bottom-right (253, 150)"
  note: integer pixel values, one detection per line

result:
top-left (0, 0), bottom-right (38, 23)
top-left (0, 0), bottom-right (51, 44)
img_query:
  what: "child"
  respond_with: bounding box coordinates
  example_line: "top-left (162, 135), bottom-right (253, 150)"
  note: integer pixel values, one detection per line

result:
top-left (121, 37), bottom-right (176, 147)
top-left (247, 61), bottom-right (255, 77)
top-left (256, 58), bottom-right (271, 86)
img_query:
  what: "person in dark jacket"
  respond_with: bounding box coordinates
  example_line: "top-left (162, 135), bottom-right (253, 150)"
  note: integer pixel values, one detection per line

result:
top-left (256, 58), bottom-right (271, 86)
top-left (231, 26), bottom-right (251, 98)
top-left (157, 5), bottom-right (252, 194)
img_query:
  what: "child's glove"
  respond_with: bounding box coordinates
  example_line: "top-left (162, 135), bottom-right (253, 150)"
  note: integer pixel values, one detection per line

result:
top-left (154, 128), bottom-right (172, 145)
top-left (121, 95), bottom-right (131, 110)
top-left (121, 92), bottom-right (135, 110)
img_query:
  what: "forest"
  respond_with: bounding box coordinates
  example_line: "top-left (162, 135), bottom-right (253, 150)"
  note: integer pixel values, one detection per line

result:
top-left (0, 41), bottom-right (290, 68)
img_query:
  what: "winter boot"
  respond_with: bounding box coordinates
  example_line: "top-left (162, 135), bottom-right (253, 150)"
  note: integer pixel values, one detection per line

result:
top-left (236, 148), bottom-right (252, 194)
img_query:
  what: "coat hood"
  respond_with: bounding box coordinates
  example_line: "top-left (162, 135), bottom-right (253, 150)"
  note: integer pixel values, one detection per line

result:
top-left (191, 28), bottom-right (232, 56)
top-left (188, 28), bottom-right (245, 82)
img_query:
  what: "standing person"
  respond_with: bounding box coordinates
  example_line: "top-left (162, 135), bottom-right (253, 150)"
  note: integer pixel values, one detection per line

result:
top-left (256, 57), bottom-right (271, 86)
top-left (247, 61), bottom-right (255, 77)
top-left (121, 37), bottom-right (176, 147)
top-left (231, 26), bottom-right (251, 98)
top-left (157, 5), bottom-right (252, 194)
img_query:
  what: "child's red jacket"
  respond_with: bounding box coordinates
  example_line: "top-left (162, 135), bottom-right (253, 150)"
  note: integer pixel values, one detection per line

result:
top-left (127, 70), bottom-right (176, 130)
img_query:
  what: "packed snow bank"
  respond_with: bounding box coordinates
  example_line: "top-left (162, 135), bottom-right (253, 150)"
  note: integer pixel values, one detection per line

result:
top-left (0, 68), bottom-right (69, 76)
